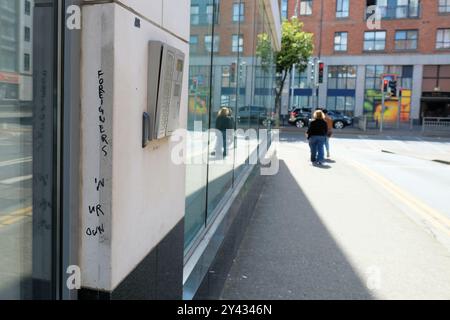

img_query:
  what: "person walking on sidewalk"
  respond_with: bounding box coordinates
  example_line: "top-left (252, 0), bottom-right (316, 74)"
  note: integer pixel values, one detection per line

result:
top-left (214, 107), bottom-right (234, 158)
top-left (323, 109), bottom-right (333, 158)
top-left (306, 109), bottom-right (328, 166)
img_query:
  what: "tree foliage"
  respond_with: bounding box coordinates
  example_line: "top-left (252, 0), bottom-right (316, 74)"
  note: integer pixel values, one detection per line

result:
top-left (257, 17), bottom-right (314, 118)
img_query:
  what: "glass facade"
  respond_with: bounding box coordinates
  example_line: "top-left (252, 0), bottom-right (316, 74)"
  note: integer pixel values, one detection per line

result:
top-left (327, 65), bottom-right (357, 115)
top-left (0, 0), bottom-right (60, 299)
top-left (185, 0), bottom-right (276, 252)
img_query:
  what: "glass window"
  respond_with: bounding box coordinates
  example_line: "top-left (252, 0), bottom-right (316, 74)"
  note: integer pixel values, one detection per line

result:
top-left (395, 30), bottom-right (418, 50)
top-left (436, 29), bottom-right (450, 49)
top-left (205, 35), bottom-right (219, 52)
top-left (439, 0), bottom-right (450, 12)
top-left (232, 34), bottom-right (243, 52)
top-left (281, 0), bottom-right (288, 19)
top-left (334, 32), bottom-right (348, 51)
top-left (336, 0), bottom-right (349, 18)
top-left (328, 65), bottom-right (357, 89)
top-left (300, 0), bottom-right (313, 15)
top-left (364, 31), bottom-right (386, 51)
top-left (24, 26), bottom-right (31, 42)
top-left (326, 96), bottom-right (355, 116)
top-left (25, 0), bottom-right (31, 15)
top-left (23, 53), bottom-right (30, 71)
top-left (1, 0), bottom-right (58, 299)
top-left (206, 5), bottom-right (214, 24)
top-left (232, 3), bottom-right (244, 22)
top-left (190, 35), bottom-right (198, 54)
top-left (191, 5), bottom-right (199, 25)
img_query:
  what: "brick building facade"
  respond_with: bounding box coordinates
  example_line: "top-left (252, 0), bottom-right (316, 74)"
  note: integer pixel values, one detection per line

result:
top-left (283, 0), bottom-right (450, 121)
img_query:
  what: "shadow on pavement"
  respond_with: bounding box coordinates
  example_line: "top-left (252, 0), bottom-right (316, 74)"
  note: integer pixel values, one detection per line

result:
top-left (221, 160), bottom-right (373, 300)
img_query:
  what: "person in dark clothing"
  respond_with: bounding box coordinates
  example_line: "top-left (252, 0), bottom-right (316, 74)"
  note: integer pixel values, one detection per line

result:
top-left (214, 107), bottom-right (234, 158)
top-left (306, 110), bottom-right (328, 165)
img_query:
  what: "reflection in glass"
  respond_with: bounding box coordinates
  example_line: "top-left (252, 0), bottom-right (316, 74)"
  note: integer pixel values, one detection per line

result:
top-left (0, 0), bottom-right (56, 299)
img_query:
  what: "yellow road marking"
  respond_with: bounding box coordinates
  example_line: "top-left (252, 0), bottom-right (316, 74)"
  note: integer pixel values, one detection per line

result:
top-left (1, 215), bottom-right (27, 225)
top-left (349, 160), bottom-right (450, 237)
top-left (0, 206), bottom-right (32, 227)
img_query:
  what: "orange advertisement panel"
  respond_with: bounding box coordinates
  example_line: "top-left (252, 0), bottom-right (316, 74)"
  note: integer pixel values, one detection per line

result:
top-left (373, 90), bottom-right (411, 122)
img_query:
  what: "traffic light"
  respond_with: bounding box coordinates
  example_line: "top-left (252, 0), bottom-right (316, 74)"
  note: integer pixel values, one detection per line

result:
top-left (318, 62), bottom-right (324, 84)
top-left (383, 79), bottom-right (388, 93)
top-left (389, 80), bottom-right (397, 97)
top-left (230, 62), bottom-right (236, 83)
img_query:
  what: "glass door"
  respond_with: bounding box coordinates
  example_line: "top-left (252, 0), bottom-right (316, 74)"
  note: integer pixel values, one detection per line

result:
top-left (0, 0), bottom-right (60, 299)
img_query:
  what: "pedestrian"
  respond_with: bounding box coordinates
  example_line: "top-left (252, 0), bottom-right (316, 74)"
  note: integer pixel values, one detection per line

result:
top-left (214, 107), bottom-right (234, 158)
top-left (306, 109), bottom-right (328, 166)
top-left (323, 109), bottom-right (333, 158)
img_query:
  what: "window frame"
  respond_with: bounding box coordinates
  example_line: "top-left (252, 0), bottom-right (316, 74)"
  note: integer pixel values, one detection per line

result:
top-left (438, 0), bottom-right (450, 13)
top-left (336, 0), bottom-right (350, 18)
top-left (231, 34), bottom-right (244, 53)
top-left (299, 0), bottom-right (313, 16)
top-left (436, 28), bottom-right (450, 49)
top-left (334, 32), bottom-right (348, 52)
top-left (232, 3), bottom-right (244, 22)
top-left (363, 30), bottom-right (387, 51)
top-left (394, 29), bottom-right (418, 51)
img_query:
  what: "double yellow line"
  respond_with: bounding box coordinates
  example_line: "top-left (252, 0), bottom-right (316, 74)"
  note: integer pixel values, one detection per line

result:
top-left (0, 206), bottom-right (32, 228)
top-left (349, 160), bottom-right (450, 237)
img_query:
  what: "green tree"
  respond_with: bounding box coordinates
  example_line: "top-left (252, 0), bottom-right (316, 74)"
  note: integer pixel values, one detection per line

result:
top-left (257, 17), bottom-right (314, 121)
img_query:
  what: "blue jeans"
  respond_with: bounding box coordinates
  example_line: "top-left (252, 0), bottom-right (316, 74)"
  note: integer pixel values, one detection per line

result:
top-left (309, 135), bottom-right (326, 163)
top-left (324, 136), bottom-right (330, 155)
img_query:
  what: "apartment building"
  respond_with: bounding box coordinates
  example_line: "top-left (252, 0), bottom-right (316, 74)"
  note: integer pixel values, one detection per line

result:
top-left (284, 0), bottom-right (450, 122)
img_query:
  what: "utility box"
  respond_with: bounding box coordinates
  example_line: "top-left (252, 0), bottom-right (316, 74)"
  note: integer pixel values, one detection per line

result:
top-left (145, 41), bottom-right (185, 145)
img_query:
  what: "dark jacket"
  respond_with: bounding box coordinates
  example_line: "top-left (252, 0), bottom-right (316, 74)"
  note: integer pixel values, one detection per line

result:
top-left (307, 119), bottom-right (328, 139)
top-left (216, 115), bottom-right (234, 132)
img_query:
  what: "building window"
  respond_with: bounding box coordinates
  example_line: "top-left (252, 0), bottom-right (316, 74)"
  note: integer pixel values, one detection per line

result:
top-left (436, 29), bottom-right (450, 49)
top-left (281, 0), bottom-right (288, 19)
top-left (364, 31), bottom-right (386, 51)
top-left (232, 3), bottom-right (244, 22)
top-left (395, 30), bottom-right (418, 50)
top-left (366, 0), bottom-right (420, 19)
top-left (438, 0), bottom-right (450, 13)
top-left (336, 0), bottom-right (349, 18)
top-left (25, 0), bottom-right (31, 15)
top-left (300, 0), bottom-right (313, 15)
top-left (365, 65), bottom-right (413, 90)
top-left (232, 34), bottom-right (243, 52)
top-left (205, 35), bottom-right (219, 52)
top-left (327, 65), bottom-right (357, 89)
top-left (334, 32), bottom-right (348, 51)
top-left (191, 5), bottom-right (199, 25)
top-left (24, 53), bottom-right (30, 71)
top-left (326, 96), bottom-right (355, 115)
top-left (190, 35), bottom-right (198, 54)
top-left (24, 26), bottom-right (31, 42)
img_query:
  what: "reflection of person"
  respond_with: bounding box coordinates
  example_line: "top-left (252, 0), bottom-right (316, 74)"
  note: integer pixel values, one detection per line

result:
top-left (323, 109), bottom-right (333, 158)
top-left (306, 110), bottom-right (328, 166)
top-left (214, 107), bottom-right (234, 157)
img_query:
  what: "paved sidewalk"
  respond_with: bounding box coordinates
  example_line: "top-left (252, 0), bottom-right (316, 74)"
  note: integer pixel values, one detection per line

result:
top-left (220, 135), bottom-right (450, 300)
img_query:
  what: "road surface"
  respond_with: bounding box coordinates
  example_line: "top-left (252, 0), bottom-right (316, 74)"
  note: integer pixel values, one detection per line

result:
top-left (222, 132), bottom-right (450, 299)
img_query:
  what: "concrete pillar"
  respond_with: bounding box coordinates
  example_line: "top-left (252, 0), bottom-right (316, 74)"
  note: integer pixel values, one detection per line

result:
top-left (355, 65), bottom-right (366, 117)
top-left (411, 64), bottom-right (423, 120)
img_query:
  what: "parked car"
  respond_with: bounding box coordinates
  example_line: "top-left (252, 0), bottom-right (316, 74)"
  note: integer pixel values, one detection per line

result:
top-left (288, 107), bottom-right (311, 128)
top-left (237, 106), bottom-right (273, 126)
top-left (326, 110), bottom-right (353, 129)
top-left (288, 108), bottom-right (353, 129)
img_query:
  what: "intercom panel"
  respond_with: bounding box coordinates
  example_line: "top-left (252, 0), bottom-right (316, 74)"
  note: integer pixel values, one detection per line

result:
top-left (146, 41), bottom-right (185, 143)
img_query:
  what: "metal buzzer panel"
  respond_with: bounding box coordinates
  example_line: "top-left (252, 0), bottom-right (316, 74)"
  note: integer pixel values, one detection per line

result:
top-left (147, 41), bottom-right (185, 141)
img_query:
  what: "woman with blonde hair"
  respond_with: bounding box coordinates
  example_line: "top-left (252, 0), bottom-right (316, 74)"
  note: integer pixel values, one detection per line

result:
top-left (306, 109), bottom-right (328, 165)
